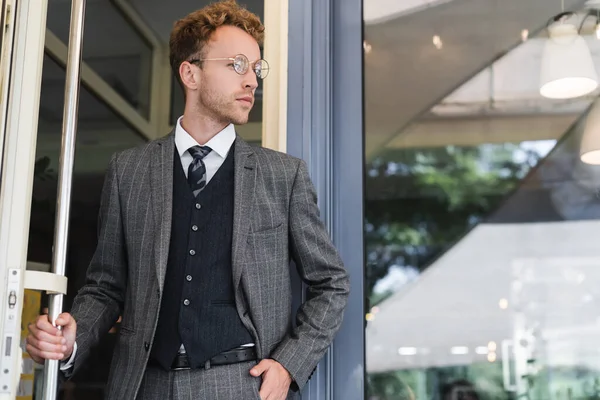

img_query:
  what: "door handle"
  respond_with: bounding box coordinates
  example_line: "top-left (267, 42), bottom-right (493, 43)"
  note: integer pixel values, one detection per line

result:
top-left (42, 1), bottom-right (86, 399)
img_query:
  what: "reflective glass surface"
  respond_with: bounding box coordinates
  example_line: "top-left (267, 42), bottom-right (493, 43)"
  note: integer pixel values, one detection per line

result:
top-left (47, 0), bottom-right (153, 118)
top-left (364, 1), bottom-right (600, 399)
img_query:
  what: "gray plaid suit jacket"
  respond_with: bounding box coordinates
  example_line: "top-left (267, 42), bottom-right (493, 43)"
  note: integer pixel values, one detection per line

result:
top-left (66, 133), bottom-right (350, 399)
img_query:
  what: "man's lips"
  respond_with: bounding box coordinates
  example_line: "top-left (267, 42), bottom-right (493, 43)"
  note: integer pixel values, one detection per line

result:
top-left (237, 96), bottom-right (253, 104)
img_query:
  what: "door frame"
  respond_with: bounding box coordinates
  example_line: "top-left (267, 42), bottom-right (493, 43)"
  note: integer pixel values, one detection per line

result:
top-left (0, 0), bottom-right (48, 397)
top-left (286, 0), bottom-right (365, 398)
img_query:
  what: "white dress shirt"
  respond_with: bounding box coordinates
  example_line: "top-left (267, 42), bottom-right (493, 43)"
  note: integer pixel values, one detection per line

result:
top-left (61, 117), bottom-right (248, 371)
top-left (175, 116), bottom-right (236, 182)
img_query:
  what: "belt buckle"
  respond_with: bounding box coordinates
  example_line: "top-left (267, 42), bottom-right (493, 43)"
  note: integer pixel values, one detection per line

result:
top-left (171, 353), bottom-right (191, 371)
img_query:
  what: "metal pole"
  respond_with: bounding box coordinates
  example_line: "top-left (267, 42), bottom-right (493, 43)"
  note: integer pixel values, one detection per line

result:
top-left (42, 0), bottom-right (85, 398)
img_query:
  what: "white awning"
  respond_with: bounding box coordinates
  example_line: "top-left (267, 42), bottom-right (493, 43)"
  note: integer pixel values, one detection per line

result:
top-left (366, 220), bottom-right (600, 373)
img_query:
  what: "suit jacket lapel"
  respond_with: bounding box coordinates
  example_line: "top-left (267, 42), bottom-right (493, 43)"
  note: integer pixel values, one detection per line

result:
top-left (150, 132), bottom-right (174, 293)
top-left (232, 137), bottom-right (256, 293)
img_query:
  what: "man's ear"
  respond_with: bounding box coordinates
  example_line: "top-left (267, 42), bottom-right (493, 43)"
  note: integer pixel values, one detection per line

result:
top-left (179, 61), bottom-right (200, 92)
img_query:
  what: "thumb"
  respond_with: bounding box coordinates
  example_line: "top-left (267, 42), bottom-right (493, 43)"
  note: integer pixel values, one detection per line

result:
top-left (250, 359), bottom-right (271, 377)
top-left (55, 313), bottom-right (75, 332)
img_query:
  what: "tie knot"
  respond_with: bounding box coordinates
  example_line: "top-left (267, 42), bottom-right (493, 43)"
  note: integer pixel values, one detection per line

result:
top-left (188, 145), bottom-right (212, 160)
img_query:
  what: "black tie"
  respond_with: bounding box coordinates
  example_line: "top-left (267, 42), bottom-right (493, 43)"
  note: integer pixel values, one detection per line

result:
top-left (187, 145), bottom-right (212, 197)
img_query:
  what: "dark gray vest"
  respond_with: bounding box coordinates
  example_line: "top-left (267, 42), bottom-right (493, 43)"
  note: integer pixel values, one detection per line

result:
top-left (150, 147), bottom-right (253, 369)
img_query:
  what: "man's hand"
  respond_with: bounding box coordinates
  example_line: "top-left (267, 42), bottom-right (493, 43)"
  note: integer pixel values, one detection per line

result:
top-left (250, 359), bottom-right (292, 400)
top-left (26, 313), bottom-right (77, 364)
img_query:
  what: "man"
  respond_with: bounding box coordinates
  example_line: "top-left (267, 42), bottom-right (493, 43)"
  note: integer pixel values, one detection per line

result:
top-left (25, 1), bottom-right (349, 399)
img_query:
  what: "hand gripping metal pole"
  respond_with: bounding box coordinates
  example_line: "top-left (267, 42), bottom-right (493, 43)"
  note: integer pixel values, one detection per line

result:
top-left (42, 0), bottom-right (85, 398)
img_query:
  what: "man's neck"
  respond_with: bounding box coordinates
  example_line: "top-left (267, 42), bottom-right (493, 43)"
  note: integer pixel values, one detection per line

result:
top-left (180, 112), bottom-right (229, 146)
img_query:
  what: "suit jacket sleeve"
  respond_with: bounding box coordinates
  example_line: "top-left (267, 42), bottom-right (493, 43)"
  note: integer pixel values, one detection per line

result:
top-left (63, 153), bottom-right (127, 378)
top-left (270, 159), bottom-right (350, 389)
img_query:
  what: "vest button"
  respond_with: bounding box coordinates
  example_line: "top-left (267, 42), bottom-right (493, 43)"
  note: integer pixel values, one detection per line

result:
top-left (191, 225), bottom-right (198, 232)
top-left (195, 203), bottom-right (202, 209)
top-left (183, 299), bottom-right (190, 306)
top-left (186, 275), bottom-right (192, 282)
top-left (189, 249), bottom-right (196, 256)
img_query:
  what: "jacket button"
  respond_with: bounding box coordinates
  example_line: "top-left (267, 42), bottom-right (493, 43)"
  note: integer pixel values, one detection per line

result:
top-left (144, 342), bottom-right (150, 351)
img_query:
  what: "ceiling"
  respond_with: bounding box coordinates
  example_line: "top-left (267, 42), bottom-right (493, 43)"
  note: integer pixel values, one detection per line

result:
top-left (363, 0), bottom-right (587, 159)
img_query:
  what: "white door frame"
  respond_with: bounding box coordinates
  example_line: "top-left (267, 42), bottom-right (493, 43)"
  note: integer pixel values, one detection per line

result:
top-left (0, 0), bottom-right (48, 398)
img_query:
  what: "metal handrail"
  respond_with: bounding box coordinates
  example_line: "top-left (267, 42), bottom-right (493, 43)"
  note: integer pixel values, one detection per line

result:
top-left (42, 0), bottom-right (86, 398)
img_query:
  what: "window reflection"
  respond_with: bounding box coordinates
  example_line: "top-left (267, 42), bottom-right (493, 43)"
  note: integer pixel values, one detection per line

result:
top-left (364, 1), bottom-right (600, 399)
top-left (46, 0), bottom-right (153, 118)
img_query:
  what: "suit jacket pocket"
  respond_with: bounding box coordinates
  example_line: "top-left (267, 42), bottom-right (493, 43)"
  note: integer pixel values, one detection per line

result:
top-left (246, 223), bottom-right (287, 264)
top-left (248, 223), bottom-right (288, 255)
top-left (249, 222), bottom-right (283, 236)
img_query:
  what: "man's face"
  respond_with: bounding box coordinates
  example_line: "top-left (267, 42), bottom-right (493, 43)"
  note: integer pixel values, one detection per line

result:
top-left (191, 25), bottom-right (261, 125)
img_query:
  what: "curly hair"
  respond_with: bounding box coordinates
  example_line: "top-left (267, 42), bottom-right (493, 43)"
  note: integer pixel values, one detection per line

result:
top-left (169, 0), bottom-right (265, 87)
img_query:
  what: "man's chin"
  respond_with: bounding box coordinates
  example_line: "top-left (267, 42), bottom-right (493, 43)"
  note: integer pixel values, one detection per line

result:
top-left (230, 115), bottom-right (250, 125)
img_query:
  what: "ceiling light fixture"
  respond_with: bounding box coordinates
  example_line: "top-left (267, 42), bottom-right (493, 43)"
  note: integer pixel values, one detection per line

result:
top-left (580, 98), bottom-right (600, 164)
top-left (540, 11), bottom-right (598, 99)
top-left (499, 298), bottom-right (509, 309)
top-left (432, 35), bottom-right (442, 50)
top-left (576, 2), bottom-right (600, 164)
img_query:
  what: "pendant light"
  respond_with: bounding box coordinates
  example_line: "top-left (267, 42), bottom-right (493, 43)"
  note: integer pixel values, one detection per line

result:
top-left (540, 11), bottom-right (598, 99)
top-left (581, 99), bottom-right (600, 164)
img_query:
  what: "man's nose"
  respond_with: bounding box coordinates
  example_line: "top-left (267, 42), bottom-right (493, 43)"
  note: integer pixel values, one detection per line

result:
top-left (243, 71), bottom-right (258, 90)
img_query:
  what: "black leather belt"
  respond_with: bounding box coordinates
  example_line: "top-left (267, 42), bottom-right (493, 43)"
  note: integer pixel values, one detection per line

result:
top-left (151, 347), bottom-right (257, 371)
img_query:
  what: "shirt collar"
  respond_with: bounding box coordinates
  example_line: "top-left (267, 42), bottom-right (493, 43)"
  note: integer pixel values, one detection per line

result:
top-left (174, 116), bottom-right (236, 159)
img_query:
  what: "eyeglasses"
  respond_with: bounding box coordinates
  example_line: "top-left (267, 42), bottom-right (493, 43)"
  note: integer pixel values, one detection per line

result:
top-left (188, 54), bottom-right (270, 79)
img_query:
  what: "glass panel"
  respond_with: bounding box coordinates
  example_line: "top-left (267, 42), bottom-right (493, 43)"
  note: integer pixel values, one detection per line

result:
top-left (28, 54), bottom-right (145, 399)
top-left (364, 2), bottom-right (600, 399)
top-left (46, 0), bottom-right (153, 118)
